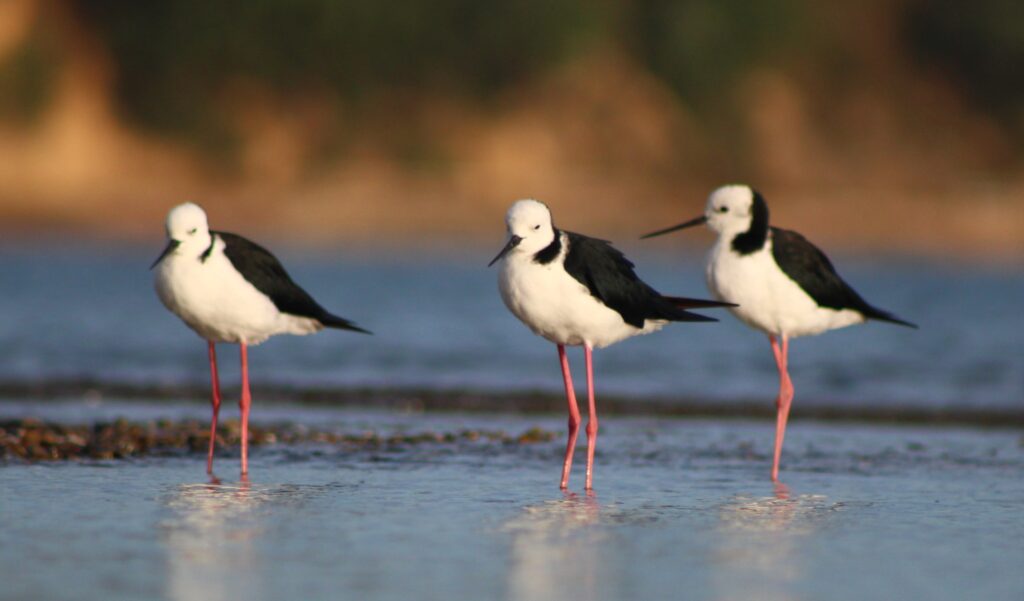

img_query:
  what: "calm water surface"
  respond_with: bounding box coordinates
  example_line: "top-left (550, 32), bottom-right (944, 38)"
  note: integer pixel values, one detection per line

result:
top-left (2, 409), bottom-right (1022, 601)
top-left (1, 245), bottom-right (1022, 600)
top-left (0, 244), bottom-right (1021, 409)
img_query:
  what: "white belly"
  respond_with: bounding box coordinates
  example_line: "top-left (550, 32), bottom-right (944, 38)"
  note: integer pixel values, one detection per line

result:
top-left (498, 257), bottom-right (664, 349)
top-left (154, 251), bottom-right (320, 345)
top-left (706, 242), bottom-right (864, 338)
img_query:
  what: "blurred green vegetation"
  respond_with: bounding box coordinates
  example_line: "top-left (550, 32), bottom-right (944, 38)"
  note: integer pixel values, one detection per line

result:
top-left (904, 0), bottom-right (1024, 127)
top-left (71, 0), bottom-right (597, 152)
top-left (0, 24), bottom-right (57, 125)
top-left (622, 0), bottom-right (806, 107)
top-left (2, 1), bottom-right (1019, 151)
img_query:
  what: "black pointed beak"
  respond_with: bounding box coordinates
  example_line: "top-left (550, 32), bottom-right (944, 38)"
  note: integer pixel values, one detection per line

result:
top-left (150, 239), bottom-right (180, 269)
top-left (488, 235), bottom-right (522, 267)
top-left (640, 215), bottom-right (708, 239)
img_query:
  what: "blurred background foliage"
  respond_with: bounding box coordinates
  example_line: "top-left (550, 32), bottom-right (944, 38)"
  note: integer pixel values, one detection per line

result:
top-left (71, 0), bottom-right (599, 153)
top-left (0, 0), bottom-right (1021, 254)
top-left (37, 0), bottom-right (1017, 153)
top-left (904, 0), bottom-right (1024, 128)
top-left (622, 0), bottom-right (806, 106)
top-left (0, 17), bottom-right (56, 124)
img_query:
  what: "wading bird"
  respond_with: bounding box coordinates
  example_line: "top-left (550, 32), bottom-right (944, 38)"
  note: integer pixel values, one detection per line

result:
top-left (491, 199), bottom-right (732, 489)
top-left (152, 202), bottom-right (369, 475)
top-left (642, 185), bottom-right (916, 480)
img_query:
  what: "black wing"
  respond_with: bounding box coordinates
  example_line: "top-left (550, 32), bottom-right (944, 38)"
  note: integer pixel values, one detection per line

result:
top-left (216, 231), bottom-right (370, 334)
top-left (770, 227), bottom-right (916, 328)
top-left (562, 232), bottom-right (728, 327)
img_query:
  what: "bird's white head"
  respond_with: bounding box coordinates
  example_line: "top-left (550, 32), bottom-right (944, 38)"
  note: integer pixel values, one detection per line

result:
top-left (641, 183), bottom-right (768, 243)
top-left (703, 184), bottom-right (764, 237)
top-left (151, 202), bottom-right (212, 268)
top-left (489, 199), bottom-right (557, 266)
top-left (166, 202), bottom-right (210, 240)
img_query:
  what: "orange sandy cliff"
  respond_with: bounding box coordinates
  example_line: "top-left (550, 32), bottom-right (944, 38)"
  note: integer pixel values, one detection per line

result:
top-left (0, 0), bottom-right (1021, 259)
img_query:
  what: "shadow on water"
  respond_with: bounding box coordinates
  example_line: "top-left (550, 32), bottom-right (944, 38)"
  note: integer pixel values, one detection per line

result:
top-left (710, 482), bottom-right (846, 601)
top-left (158, 475), bottom-right (338, 601)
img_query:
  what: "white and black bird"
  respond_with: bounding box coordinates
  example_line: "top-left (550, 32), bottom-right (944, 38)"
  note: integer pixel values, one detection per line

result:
top-left (490, 199), bottom-right (733, 490)
top-left (642, 184), bottom-right (916, 481)
top-left (152, 202), bottom-right (369, 476)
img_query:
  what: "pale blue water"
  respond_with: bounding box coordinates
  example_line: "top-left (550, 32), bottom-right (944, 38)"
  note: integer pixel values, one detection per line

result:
top-left (0, 243), bottom-right (1021, 409)
top-left (1, 408), bottom-right (1022, 601)
top-left (1, 244), bottom-right (1023, 601)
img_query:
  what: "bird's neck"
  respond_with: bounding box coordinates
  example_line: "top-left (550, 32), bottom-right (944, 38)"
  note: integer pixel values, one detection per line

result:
top-left (729, 193), bottom-right (770, 255)
top-left (532, 228), bottom-right (562, 265)
top-left (177, 232), bottom-right (216, 264)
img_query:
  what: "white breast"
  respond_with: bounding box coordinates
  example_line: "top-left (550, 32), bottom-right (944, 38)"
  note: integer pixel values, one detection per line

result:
top-left (498, 235), bottom-right (665, 349)
top-left (154, 240), bottom-right (320, 345)
top-left (706, 239), bottom-right (864, 338)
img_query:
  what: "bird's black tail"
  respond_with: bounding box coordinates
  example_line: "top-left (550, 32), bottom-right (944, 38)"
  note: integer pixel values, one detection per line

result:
top-left (665, 296), bottom-right (738, 310)
top-left (659, 296), bottom-right (737, 323)
top-left (319, 312), bottom-right (372, 334)
top-left (861, 305), bottom-right (917, 329)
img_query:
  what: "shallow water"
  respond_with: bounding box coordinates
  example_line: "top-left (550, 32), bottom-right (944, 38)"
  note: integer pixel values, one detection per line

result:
top-left (1, 244), bottom-right (1022, 599)
top-left (2, 408), bottom-right (1023, 601)
top-left (0, 244), bottom-right (1021, 410)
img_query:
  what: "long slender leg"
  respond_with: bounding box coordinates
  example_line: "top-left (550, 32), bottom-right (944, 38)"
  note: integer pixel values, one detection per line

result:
top-left (239, 342), bottom-right (252, 476)
top-left (206, 341), bottom-right (222, 474)
top-left (558, 344), bottom-right (581, 489)
top-left (769, 334), bottom-right (794, 482)
top-left (583, 344), bottom-right (599, 491)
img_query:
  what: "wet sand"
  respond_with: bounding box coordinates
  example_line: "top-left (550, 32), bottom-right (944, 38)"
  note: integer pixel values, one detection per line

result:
top-left (0, 416), bottom-right (555, 461)
top-left (3, 382), bottom-right (1023, 429)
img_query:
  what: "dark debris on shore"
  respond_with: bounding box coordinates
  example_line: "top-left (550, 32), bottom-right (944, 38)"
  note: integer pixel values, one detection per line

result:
top-left (0, 418), bottom-right (557, 462)
top-left (2, 378), bottom-right (1023, 428)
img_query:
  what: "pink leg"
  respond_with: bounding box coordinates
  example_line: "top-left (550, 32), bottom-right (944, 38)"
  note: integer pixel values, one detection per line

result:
top-left (583, 345), bottom-right (598, 491)
top-left (773, 481), bottom-right (791, 500)
top-left (206, 342), bottom-right (222, 474)
top-left (239, 342), bottom-right (252, 476)
top-left (557, 345), bottom-right (581, 489)
top-left (769, 334), bottom-right (794, 482)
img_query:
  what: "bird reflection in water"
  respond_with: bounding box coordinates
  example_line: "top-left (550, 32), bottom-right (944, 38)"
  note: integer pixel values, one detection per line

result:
top-left (160, 474), bottom-right (321, 601)
top-left (503, 492), bottom-right (605, 601)
top-left (711, 482), bottom-right (842, 601)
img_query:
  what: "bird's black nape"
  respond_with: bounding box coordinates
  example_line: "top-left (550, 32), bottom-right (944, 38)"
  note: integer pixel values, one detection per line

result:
top-left (532, 229), bottom-right (562, 265)
top-left (731, 189), bottom-right (770, 254)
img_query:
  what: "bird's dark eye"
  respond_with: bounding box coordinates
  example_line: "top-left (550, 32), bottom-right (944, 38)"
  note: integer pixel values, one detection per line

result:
top-left (533, 224), bottom-right (541, 230)
top-left (188, 228), bottom-right (197, 235)
top-left (718, 206), bottom-right (729, 213)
